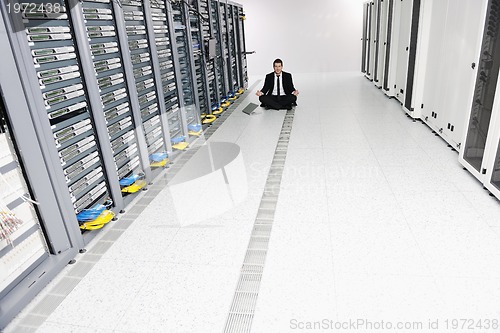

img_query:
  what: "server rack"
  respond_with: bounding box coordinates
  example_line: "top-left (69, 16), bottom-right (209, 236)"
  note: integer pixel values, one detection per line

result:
top-left (120, 0), bottom-right (170, 173)
top-left (372, 0), bottom-right (382, 85)
top-left (460, 0), bottom-right (500, 182)
top-left (171, 0), bottom-right (200, 143)
top-left (234, 4), bottom-right (247, 91)
top-left (420, 0), bottom-right (486, 148)
top-left (361, 2), bottom-right (369, 73)
top-left (0, 5), bottom-right (84, 326)
top-left (227, 3), bottom-right (240, 94)
top-left (374, 0), bottom-right (387, 88)
top-left (365, 1), bottom-right (373, 78)
top-left (394, 0), bottom-right (413, 104)
top-left (189, 0), bottom-right (211, 121)
top-left (381, 0), bottom-right (394, 92)
top-left (0, 0), bottom-right (248, 327)
top-left (211, 0), bottom-right (229, 107)
top-left (383, 0), bottom-right (400, 97)
top-left (148, 0), bottom-right (185, 156)
top-left (79, 0), bottom-right (152, 206)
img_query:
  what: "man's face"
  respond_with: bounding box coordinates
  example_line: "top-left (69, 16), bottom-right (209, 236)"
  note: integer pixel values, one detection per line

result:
top-left (274, 62), bottom-right (283, 75)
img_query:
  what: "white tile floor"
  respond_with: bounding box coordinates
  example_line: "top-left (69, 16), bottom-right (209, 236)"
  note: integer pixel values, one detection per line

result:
top-left (5, 72), bottom-right (500, 333)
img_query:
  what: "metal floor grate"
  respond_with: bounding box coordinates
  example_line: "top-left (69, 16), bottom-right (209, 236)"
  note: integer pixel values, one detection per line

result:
top-left (223, 109), bottom-right (295, 333)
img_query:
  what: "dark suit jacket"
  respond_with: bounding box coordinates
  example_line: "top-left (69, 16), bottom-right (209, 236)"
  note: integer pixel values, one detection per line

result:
top-left (261, 71), bottom-right (296, 96)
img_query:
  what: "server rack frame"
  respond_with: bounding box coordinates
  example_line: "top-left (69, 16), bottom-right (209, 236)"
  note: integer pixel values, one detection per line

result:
top-left (459, 0), bottom-right (500, 185)
top-left (383, 0), bottom-right (401, 97)
top-left (0, 6), bottom-right (81, 328)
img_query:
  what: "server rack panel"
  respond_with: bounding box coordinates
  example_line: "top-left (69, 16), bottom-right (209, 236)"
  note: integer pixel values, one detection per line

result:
top-left (461, 0), bottom-right (500, 180)
top-left (234, 5), bottom-right (247, 90)
top-left (437, 0), bottom-right (486, 148)
top-left (148, 0), bottom-right (181, 156)
top-left (361, 2), bottom-right (369, 73)
top-left (189, 0), bottom-right (212, 124)
top-left (80, 0), bottom-right (150, 202)
top-left (211, 0), bottom-right (228, 106)
top-left (383, 0), bottom-right (401, 97)
top-left (402, 0), bottom-right (421, 114)
top-left (420, 0), bottom-right (449, 130)
top-left (121, 0), bottom-right (170, 172)
top-left (172, 0), bottom-right (199, 147)
top-left (0, 8), bottom-right (83, 327)
top-left (394, 0), bottom-right (412, 104)
top-left (372, 0), bottom-right (382, 85)
top-left (374, 0), bottom-right (387, 88)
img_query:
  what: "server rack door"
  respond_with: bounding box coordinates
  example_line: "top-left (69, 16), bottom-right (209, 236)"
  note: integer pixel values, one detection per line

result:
top-left (382, 0), bottom-right (394, 91)
top-left (143, 0), bottom-right (175, 155)
top-left (234, 5), bottom-right (247, 91)
top-left (366, 1), bottom-right (374, 78)
top-left (420, 0), bottom-right (449, 129)
top-left (210, 0), bottom-right (226, 106)
top-left (375, 0), bottom-right (387, 88)
top-left (0, 8), bottom-right (82, 327)
top-left (189, 0), bottom-right (212, 120)
top-left (361, 1), bottom-right (369, 73)
top-left (402, 0), bottom-right (421, 113)
top-left (394, 0), bottom-right (412, 104)
top-left (78, 0), bottom-right (152, 206)
top-left (3, 0), bottom-right (124, 238)
top-left (484, 108), bottom-right (500, 200)
top-left (120, 0), bottom-right (170, 173)
top-left (172, 0), bottom-right (200, 144)
top-left (373, 0), bottom-right (382, 84)
top-left (198, 0), bottom-right (220, 115)
top-left (383, 0), bottom-right (401, 97)
top-left (440, 0), bottom-right (487, 148)
top-left (461, 0), bottom-right (500, 176)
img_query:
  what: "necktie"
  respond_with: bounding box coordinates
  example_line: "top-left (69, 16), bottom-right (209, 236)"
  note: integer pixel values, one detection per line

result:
top-left (277, 75), bottom-right (280, 97)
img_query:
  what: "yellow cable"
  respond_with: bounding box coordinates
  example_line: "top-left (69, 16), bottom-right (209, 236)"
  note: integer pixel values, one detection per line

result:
top-left (150, 159), bottom-right (168, 168)
top-left (79, 210), bottom-right (115, 230)
top-left (202, 115), bottom-right (216, 124)
top-left (121, 180), bottom-right (147, 193)
top-left (212, 107), bottom-right (223, 115)
top-left (172, 142), bottom-right (189, 150)
top-left (188, 129), bottom-right (203, 136)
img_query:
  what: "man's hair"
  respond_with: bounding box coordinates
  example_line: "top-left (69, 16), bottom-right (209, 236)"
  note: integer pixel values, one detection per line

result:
top-left (273, 58), bottom-right (283, 66)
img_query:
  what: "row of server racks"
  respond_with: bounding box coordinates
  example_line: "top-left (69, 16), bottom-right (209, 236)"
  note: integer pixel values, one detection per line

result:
top-left (0, 0), bottom-right (248, 328)
top-left (361, 0), bottom-right (500, 202)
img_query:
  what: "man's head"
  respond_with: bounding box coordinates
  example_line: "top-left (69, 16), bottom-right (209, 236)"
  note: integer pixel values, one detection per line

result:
top-left (273, 58), bottom-right (283, 75)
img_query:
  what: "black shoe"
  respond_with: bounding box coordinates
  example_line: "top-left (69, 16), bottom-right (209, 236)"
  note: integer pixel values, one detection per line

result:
top-left (291, 102), bottom-right (297, 106)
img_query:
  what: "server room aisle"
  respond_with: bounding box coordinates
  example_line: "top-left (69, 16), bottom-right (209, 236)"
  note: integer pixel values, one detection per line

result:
top-left (5, 72), bottom-right (500, 333)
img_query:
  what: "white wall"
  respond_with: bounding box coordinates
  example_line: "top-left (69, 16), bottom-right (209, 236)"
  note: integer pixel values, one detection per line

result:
top-left (236, 0), bottom-right (366, 76)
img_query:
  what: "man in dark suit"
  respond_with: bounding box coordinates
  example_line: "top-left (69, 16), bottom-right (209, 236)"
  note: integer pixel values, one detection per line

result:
top-left (256, 58), bottom-right (299, 110)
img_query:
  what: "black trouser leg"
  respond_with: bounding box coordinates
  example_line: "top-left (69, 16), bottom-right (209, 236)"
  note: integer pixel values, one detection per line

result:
top-left (280, 95), bottom-right (297, 108)
top-left (259, 95), bottom-right (281, 109)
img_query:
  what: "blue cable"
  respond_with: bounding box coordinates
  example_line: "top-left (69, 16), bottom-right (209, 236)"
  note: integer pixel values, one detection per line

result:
top-left (188, 124), bottom-right (202, 132)
top-left (150, 152), bottom-right (168, 162)
top-left (119, 174), bottom-right (141, 186)
top-left (171, 135), bottom-right (185, 144)
top-left (76, 204), bottom-right (106, 222)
